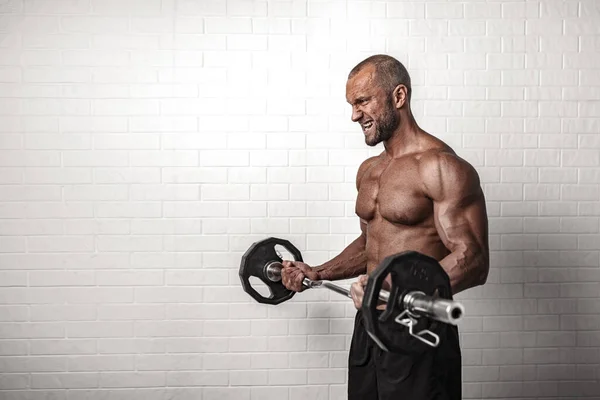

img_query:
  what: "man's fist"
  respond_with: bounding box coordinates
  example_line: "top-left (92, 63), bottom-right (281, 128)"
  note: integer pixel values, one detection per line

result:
top-left (281, 260), bottom-right (319, 292)
top-left (350, 274), bottom-right (369, 310)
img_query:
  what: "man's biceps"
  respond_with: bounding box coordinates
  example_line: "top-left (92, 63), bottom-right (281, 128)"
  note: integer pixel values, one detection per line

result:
top-left (435, 204), bottom-right (479, 233)
top-left (436, 190), bottom-right (482, 214)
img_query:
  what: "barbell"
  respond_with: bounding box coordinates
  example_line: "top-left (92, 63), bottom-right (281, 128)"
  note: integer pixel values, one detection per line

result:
top-left (239, 237), bottom-right (465, 353)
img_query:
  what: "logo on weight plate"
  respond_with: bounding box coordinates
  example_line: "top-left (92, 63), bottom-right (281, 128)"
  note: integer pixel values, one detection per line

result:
top-left (411, 264), bottom-right (430, 282)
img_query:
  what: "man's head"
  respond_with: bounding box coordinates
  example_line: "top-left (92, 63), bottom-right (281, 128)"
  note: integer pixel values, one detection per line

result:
top-left (345, 55), bottom-right (412, 146)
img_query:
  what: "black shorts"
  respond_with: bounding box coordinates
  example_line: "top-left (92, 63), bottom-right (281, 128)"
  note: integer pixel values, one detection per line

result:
top-left (348, 310), bottom-right (462, 400)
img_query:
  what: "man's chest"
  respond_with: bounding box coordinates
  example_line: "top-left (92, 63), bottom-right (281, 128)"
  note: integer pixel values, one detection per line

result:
top-left (355, 158), bottom-right (433, 226)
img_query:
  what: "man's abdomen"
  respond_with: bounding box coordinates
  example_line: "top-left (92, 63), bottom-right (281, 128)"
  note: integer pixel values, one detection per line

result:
top-left (364, 217), bottom-right (449, 274)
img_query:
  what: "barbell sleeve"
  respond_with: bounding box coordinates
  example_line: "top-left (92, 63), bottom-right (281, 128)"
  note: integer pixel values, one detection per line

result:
top-left (402, 291), bottom-right (464, 325)
top-left (265, 262), bottom-right (464, 326)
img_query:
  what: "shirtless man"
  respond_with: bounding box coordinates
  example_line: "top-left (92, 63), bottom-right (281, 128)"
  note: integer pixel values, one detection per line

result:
top-left (281, 54), bottom-right (489, 400)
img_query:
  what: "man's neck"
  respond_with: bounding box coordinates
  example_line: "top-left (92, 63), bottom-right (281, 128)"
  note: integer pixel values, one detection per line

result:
top-left (382, 114), bottom-right (422, 159)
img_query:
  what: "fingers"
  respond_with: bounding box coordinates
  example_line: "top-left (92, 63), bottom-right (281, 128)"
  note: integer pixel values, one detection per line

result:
top-left (295, 262), bottom-right (319, 281)
top-left (358, 274), bottom-right (369, 286)
top-left (350, 275), bottom-right (370, 310)
top-left (281, 266), bottom-right (289, 289)
top-left (350, 280), bottom-right (365, 310)
top-left (293, 269), bottom-right (305, 291)
top-left (280, 260), bottom-right (317, 292)
top-left (382, 273), bottom-right (392, 291)
top-left (281, 266), bottom-right (305, 292)
top-left (281, 266), bottom-right (293, 291)
top-left (280, 261), bottom-right (295, 290)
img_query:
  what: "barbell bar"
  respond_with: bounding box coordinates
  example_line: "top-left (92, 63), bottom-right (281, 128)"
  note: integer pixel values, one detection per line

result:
top-left (264, 260), bottom-right (464, 326)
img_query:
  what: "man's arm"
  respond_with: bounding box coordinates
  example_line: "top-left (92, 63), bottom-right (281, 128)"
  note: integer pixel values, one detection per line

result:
top-left (420, 151), bottom-right (489, 295)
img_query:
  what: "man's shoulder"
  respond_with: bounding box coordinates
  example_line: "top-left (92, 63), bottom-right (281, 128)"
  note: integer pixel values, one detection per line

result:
top-left (416, 146), bottom-right (481, 200)
top-left (417, 146), bottom-right (460, 170)
top-left (359, 153), bottom-right (382, 170)
top-left (355, 153), bottom-right (383, 189)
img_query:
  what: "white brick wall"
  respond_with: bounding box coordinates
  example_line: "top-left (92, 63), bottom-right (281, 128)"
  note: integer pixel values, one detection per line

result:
top-left (0, 0), bottom-right (599, 399)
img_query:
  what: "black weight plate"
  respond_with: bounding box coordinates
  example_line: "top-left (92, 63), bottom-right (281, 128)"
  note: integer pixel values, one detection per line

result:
top-left (239, 237), bottom-right (303, 305)
top-left (362, 251), bottom-right (452, 354)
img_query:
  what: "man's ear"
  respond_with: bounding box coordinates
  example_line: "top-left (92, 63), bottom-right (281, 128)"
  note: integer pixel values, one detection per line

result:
top-left (393, 84), bottom-right (407, 109)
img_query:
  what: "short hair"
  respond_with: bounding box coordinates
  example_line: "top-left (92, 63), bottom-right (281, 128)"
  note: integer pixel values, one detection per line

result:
top-left (348, 54), bottom-right (412, 102)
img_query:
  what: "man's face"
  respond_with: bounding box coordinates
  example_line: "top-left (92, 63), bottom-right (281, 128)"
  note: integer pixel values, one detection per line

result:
top-left (345, 66), bottom-right (399, 147)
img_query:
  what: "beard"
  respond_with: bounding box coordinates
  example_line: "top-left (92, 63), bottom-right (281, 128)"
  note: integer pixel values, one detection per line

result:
top-left (364, 98), bottom-right (399, 147)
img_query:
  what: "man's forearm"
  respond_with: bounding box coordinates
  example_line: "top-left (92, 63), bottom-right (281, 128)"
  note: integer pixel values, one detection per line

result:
top-left (312, 235), bottom-right (368, 281)
top-left (439, 244), bottom-right (489, 295)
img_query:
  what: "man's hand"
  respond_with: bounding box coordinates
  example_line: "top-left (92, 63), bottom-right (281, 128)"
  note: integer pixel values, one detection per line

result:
top-left (350, 274), bottom-right (392, 310)
top-left (281, 260), bottom-right (319, 292)
top-left (350, 274), bottom-right (368, 309)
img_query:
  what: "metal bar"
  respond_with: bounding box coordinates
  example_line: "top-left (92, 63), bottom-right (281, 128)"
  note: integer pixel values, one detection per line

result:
top-left (403, 291), bottom-right (464, 325)
top-left (303, 278), bottom-right (352, 298)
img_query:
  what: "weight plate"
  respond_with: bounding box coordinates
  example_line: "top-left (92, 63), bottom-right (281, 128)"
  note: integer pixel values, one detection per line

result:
top-left (362, 251), bottom-right (452, 354)
top-left (239, 237), bottom-right (303, 305)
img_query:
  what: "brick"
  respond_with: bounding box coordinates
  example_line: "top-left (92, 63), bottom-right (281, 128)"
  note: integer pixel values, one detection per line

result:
top-left (252, 17), bottom-right (290, 34)
top-left (29, 270), bottom-right (95, 287)
top-left (95, 201), bottom-right (162, 218)
top-left (23, 66), bottom-right (89, 83)
top-left (499, 167), bottom-right (536, 183)
top-left (130, 184), bottom-right (200, 201)
top-left (0, 305), bottom-right (28, 321)
top-left (20, 33), bottom-right (85, 51)
top-left (27, 235), bottom-right (94, 253)
top-left (579, 202), bottom-right (600, 215)
top-left (203, 218), bottom-right (249, 234)
top-left (0, 356), bottom-right (67, 372)
top-left (523, 183), bottom-right (560, 201)
top-left (500, 268), bottom-right (537, 284)
top-left (229, 202), bottom-right (267, 217)
top-left (485, 184), bottom-right (523, 201)
top-left (205, 17), bottom-right (252, 34)
top-left (489, 217), bottom-right (522, 234)
top-left (31, 372), bottom-right (99, 389)
top-left (578, 234), bottom-right (600, 250)
top-left (98, 372), bottom-right (165, 388)
top-left (0, 374), bottom-right (29, 390)
top-left (167, 371), bottom-right (228, 386)
top-left (130, 150), bottom-right (198, 167)
top-left (96, 271), bottom-right (163, 287)
top-left (411, 20), bottom-right (449, 36)
top-left (67, 219), bottom-right (128, 236)
top-left (268, 369), bottom-right (307, 385)
top-left (3, 15), bottom-right (60, 33)
top-left (562, 185), bottom-right (600, 201)
top-left (90, 0), bottom-right (161, 14)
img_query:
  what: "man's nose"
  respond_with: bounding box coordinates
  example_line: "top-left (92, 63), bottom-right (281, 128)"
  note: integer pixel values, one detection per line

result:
top-left (351, 106), bottom-right (362, 122)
